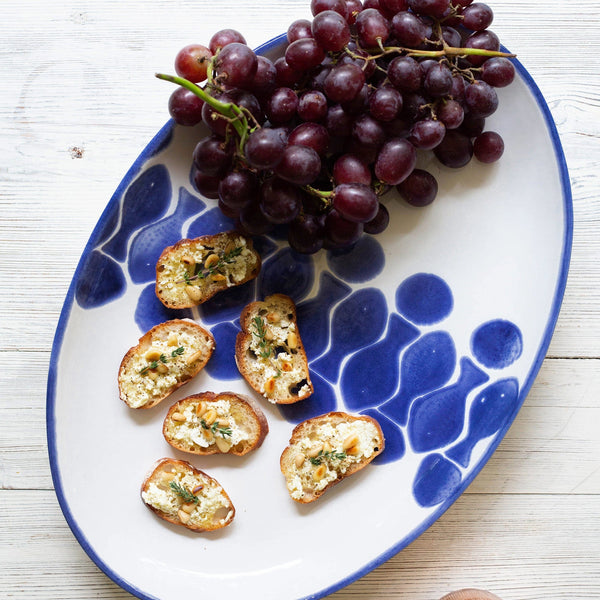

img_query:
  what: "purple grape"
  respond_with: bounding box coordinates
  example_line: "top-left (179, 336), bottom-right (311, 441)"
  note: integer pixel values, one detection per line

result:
top-left (437, 99), bottom-right (464, 129)
top-left (285, 38), bottom-right (326, 72)
top-left (298, 90), bottom-right (328, 122)
top-left (250, 56), bottom-right (277, 95)
top-left (275, 144), bottom-right (322, 185)
top-left (333, 183), bottom-right (379, 222)
top-left (434, 130), bottom-right (473, 168)
top-left (408, 0), bottom-right (451, 18)
top-left (209, 29), bottom-right (246, 54)
top-left (464, 80), bottom-right (499, 117)
top-left (213, 42), bottom-right (258, 88)
top-left (424, 62), bottom-right (453, 97)
top-left (274, 57), bottom-right (304, 87)
top-left (239, 199), bottom-right (273, 235)
top-left (333, 154), bottom-right (372, 185)
top-left (324, 63), bottom-right (366, 103)
top-left (288, 214), bottom-right (325, 254)
top-left (375, 138), bottom-right (417, 184)
top-left (168, 87), bottom-right (204, 126)
top-left (352, 114), bottom-right (387, 148)
top-left (193, 171), bottom-right (220, 199)
top-left (259, 177), bottom-right (302, 224)
top-left (408, 118), bottom-right (446, 149)
top-left (312, 10), bottom-right (351, 52)
top-left (397, 168), bottom-right (438, 205)
top-left (460, 114), bottom-right (486, 137)
top-left (288, 122), bottom-right (331, 156)
top-left (473, 131), bottom-right (504, 163)
top-left (387, 56), bottom-right (422, 92)
top-left (481, 57), bottom-right (515, 87)
top-left (391, 11), bottom-right (427, 47)
top-left (192, 135), bottom-right (233, 177)
top-left (369, 86), bottom-right (403, 121)
top-left (265, 87), bottom-right (299, 124)
top-left (462, 2), bottom-right (494, 31)
top-left (311, 0), bottom-right (349, 19)
top-left (363, 202), bottom-right (390, 234)
top-left (464, 29), bottom-right (500, 65)
top-left (287, 19), bottom-right (314, 43)
top-left (325, 104), bottom-right (354, 137)
top-left (355, 8), bottom-right (391, 48)
top-left (324, 209), bottom-right (364, 247)
top-left (244, 127), bottom-right (287, 169)
top-left (218, 170), bottom-right (258, 211)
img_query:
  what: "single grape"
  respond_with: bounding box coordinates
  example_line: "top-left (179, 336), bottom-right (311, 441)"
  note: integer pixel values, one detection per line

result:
top-left (400, 92), bottom-right (429, 121)
top-left (213, 42), bottom-right (258, 88)
top-left (218, 169), bottom-right (258, 211)
top-left (333, 183), bottom-right (379, 223)
top-left (450, 74), bottom-right (466, 101)
top-left (274, 56), bottom-right (304, 87)
top-left (168, 87), bottom-right (204, 126)
top-left (226, 89), bottom-right (265, 125)
top-left (298, 90), bottom-right (328, 122)
top-left (441, 25), bottom-right (461, 48)
top-left (387, 55), bottom-right (422, 92)
top-left (244, 127), bottom-right (287, 169)
top-left (369, 86), bottom-right (403, 122)
top-left (464, 29), bottom-right (500, 65)
top-left (218, 197), bottom-right (241, 219)
top-left (311, 0), bottom-right (350, 19)
top-left (437, 99), bottom-right (464, 129)
top-left (481, 57), bottom-right (515, 87)
top-left (275, 144), bottom-right (322, 185)
top-left (355, 8), bottom-right (391, 49)
top-left (192, 170), bottom-right (220, 199)
top-left (324, 209), bottom-right (364, 247)
top-left (391, 11), bottom-right (427, 47)
top-left (324, 63), bottom-right (366, 103)
top-left (464, 80), bottom-right (499, 117)
top-left (473, 130), bottom-right (504, 163)
top-left (259, 177), bottom-right (303, 224)
top-left (380, 0), bottom-right (409, 16)
top-left (374, 138), bottom-right (417, 184)
top-left (288, 213), bottom-right (325, 254)
top-left (238, 199), bottom-right (273, 235)
top-left (408, 118), bottom-right (446, 149)
top-left (201, 94), bottom-right (232, 137)
top-left (192, 135), bottom-right (233, 177)
top-left (433, 130), bottom-right (473, 168)
top-left (209, 29), bottom-right (247, 54)
top-left (312, 10), bottom-right (351, 52)
top-left (265, 87), bottom-right (299, 124)
top-left (341, 84), bottom-right (370, 115)
top-left (408, 0), bottom-right (451, 18)
top-left (285, 38), bottom-right (326, 72)
top-left (352, 113), bottom-right (387, 148)
top-left (288, 122), bottom-right (331, 156)
top-left (287, 19), bottom-right (314, 43)
top-left (345, 0), bottom-right (364, 24)
top-left (250, 56), bottom-right (278, 95)
top-left (363, 202), bottom-right (390, 234)
top-left (460, 114), bottom-right (486, 137)
top-left (424, 62), bottom-right (453, 97)
top-left (462, 2), bottom-right (494, 31)
top-left (333, 154), bottom-right (372, 185)
top-left (325, 104), bottom-right (354, 137)
top-left (174, 44), bottom-right (213, 83)
top-left (397, 168), bottom-right (438, 205)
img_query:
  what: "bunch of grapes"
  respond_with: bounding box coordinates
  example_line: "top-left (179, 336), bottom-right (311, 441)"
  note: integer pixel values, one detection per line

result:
top-left (160, 0), bottom-right (516, 254)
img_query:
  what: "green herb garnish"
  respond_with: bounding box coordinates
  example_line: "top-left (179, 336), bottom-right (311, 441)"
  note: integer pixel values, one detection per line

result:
top-left (309, 450), bottom-right (347, 466)
top-left (169, 480), bottom-right (199, 504)
top-left (139, 346), bottom-right (185, 375)
top-left (252, 315), bottom-right (272, 359)
top-left (200, 419), bottom-right (233, 438)
top-left (178, 246), bottom-right (244, 285)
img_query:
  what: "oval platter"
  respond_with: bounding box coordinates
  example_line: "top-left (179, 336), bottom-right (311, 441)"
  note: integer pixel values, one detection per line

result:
top-left (47, 34), bottom-right (572, 600)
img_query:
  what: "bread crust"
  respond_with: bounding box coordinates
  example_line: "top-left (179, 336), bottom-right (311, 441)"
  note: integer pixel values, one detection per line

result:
top-left (155, 231), bottom-right (261, 309)
top-left (280, 411), bottom-right (385, 503)
top-left (118, 319), bottom-right (215, 409)
top-left (235, 294), bottom-right (313, 404)
top-left (163, 391), bottom-right (269, 456)
top-left (141, 458), bottom-right (235, 532)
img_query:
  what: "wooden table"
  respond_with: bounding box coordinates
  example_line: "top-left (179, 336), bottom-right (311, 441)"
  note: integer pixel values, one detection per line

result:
top-left (1, 1), bottom-right (598, 598)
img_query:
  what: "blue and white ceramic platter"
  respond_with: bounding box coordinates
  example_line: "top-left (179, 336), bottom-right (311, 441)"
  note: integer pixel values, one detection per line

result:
top-left (47, 34), bottom-right (572, 600)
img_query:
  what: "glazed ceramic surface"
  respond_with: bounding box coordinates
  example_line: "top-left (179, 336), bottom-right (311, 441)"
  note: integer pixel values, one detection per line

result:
top-left (47, 34), bottom-right (572, 600)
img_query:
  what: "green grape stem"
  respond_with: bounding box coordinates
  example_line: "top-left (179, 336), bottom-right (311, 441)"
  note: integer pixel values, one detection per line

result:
top-left (155, 72), bottom-right (249, 142)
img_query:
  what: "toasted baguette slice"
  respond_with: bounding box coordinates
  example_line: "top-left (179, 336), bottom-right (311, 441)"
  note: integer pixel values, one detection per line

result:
top-left (141, 458), bottom-right (235, 532)
top-left (235, 294), bottom-right (313, 404)
top-left (163, 392), bottom-right (269, 456)
top-left (280, 411), bottom-right (385, 503)
top-left (118, 319), bottom-right (215, 409)
top-left (155, 231), bottom-right (261, 309)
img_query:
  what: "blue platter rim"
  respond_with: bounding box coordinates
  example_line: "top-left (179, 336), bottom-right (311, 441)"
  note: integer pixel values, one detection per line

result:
top-left (46, 32), bottom-right (573, 600)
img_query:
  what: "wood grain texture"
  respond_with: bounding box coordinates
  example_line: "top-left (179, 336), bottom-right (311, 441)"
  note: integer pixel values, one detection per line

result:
top-left (1, 0), bottom-right (599, 598)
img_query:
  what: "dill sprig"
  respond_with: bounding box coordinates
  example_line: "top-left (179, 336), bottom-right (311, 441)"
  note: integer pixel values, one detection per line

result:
top-left (200, 419), bottom-right (233, 438)
top-left (169, 480), bottom-right (200, 504)
top-left (252, 316), bottom-right (272, 359)
top-left (178, 246), bottom-right (243, 285)
top-left (310, 450), bottom-right (347, 466)
top-left (140, 346), bottom-right (185, 375)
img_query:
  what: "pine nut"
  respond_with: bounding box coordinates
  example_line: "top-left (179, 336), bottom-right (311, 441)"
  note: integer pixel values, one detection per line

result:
top-left (195, 401), bottom-right (206, 417)
top-left (266, 311), bottom-right (281, 323)
top-left (147, 370), bottom-right (158, 380)
top-left (287, 331), bottom-right (298, 350)
top-left (156, 363), bottom-right (168, 374)
top-left (294, 453), bottom-right (306, 468)
top-left (181, 255), bottom-right (195, 265)
top-left (215, 436), bottom-right (232, 453)
top-left (186, 350), bottom-right (205, 365)
top-left (313, 464), bottom-right (327, 480)
top-left (203, 409), bottom-right (217, 426)
top-left (264, 377), bottom-right (276, 395)
top-left (323, 441), bottom-right (332, 453)
top-left (144, 349), bottom-right (162, 361)
top-left (307, 443), bottom-right (324, 458)
top-left (281, 361), bottom-right (293, 372)
top-left (211, 273), bottom-right (227, 282)
top-left (167, 333), bottom-right (179, 346)
top-left (342, 433), bottom-right (360, 451)
top-left (346, 444), bottom-right (361, 456)
top-left (204, 253), bottom-right (220, 269)
top-left (192, 485), bottom-right (204, 494)
top-left (171, 412), bottom-right (186, 422)
top-left (181, 502), bottom-right (196, 514)
top-left (185, 286), bottom-right (203, 303)
top-left (178, 509), bottom-right (191, 523)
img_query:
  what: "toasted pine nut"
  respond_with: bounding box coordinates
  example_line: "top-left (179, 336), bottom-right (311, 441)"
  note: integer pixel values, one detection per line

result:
top-left (215, 436), bottom-right (232, 453)
top-left (156, 363), bottom-right (168, 374)
top-left (342, 433), bottom-right (360, 451)
top-left (294, 453), bottom-right (306, 468)
top-left (323, 441), bottom-right (332, 453)
top-left (146, 370), bottom-right (158, 380)
top-left (281, 361), bottom-right (293, 372)
top-left (185, 286), bottom-right (203, 303)
top-left (181, 255), bottom-right (195, 265)
top-left (178, 509), bottom-right (191, 523)
top-left (346, 444), bottom-right (361, 456)
top-left (264, 328), bottom-right (274, 341)
top-left (186, 350), bottom-right (205, 365)
top-left (167, 333), bottom-right (179, 347)
top-left (287, 331), bottom-right (298, 350)
top-left (144, 349), bottom-right (162, 361)
top-left (211, 273), bottom-right (227, 282)
top-left (181, 502), bottom-right (196, 514)
top-left (204, 253), bottom-right (220, 269)
top-left (266, 311), bottom-right (281, 323)
top-left (313, 464), bottom-right (327, 480)
top-left (203, 409), bottom-right (217, 426)
top-left (192, 484), bottom-right (204, 494)
top-left (264, 377), bottom-right (276, 395)
top-left (195, 401), bottom-right (206, 417)
top-left (171, 412), bottom-right (186, 422)
top-left (307, 443), bottom-right (324, 459)
top-left (161, 472), bottom-right (176, 484)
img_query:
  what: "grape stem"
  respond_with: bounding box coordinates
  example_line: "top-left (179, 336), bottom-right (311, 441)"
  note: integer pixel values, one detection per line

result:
top-left (155, 72), bottom-right (249, 143)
